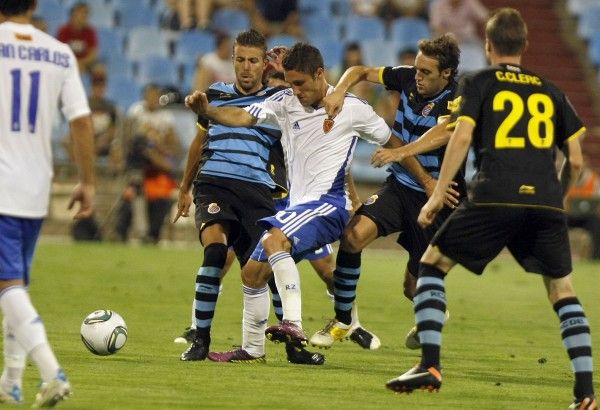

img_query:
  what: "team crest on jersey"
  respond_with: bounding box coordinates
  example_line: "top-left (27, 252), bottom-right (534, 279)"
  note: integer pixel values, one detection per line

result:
top-left (207, 203), bottom-right (221, 214)
top-left (323, 118), bottom-right (334, 133)
top-left (421, 102), bottom-right (435, 116)
top-left (364, 194), bottom-right (379, 205)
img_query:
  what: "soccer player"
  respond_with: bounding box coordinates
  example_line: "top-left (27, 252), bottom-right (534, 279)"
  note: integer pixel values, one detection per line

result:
top-left (309, 34), bottom-right (464, 350)
top-left (185, 43), bottom-right (437, 363)
top-left (385, 9), bottom-right (596, 410)
top-left (0, 0), bottom-right (96, 406)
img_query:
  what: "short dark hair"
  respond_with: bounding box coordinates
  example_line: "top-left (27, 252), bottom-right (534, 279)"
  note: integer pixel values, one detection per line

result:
top-left (486, 8), bottom-right (528, 56)
top-left (282, 43), bottom-right (324, 76)
top-left (234, 29), bottom-right (266, 56)
top-left (0, 0), bottom-right (35, 16)
top-left (70, 2), bottom-right (88, 16)
top-left (418, 33), bottom-right (460, 81)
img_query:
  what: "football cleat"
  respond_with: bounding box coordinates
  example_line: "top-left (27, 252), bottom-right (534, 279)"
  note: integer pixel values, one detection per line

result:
top-left (348, 325), bottom-right (381, 350)
top-left (180, 333), bottom-right (210, 361)
top-left (569, 396), bottom-right (597, 410)
top-left (0, 384), bottom-right (22, 404)
top-left (207, 348), bottom-right (266, 364)
top-left (265, 320), bottom-right (308, 347)
top-left (174, 327), bottom-right (196, 344)
top-left (309, 319), bottom-right (351, 349)
top-left (405, 310), bottom-right (450, 350)
top-left (285, 343), bottom-right (325, 365)
top-left (32, 369), bottom-right (71, 408)
top-left (385, 365), bottom-right (442, 394)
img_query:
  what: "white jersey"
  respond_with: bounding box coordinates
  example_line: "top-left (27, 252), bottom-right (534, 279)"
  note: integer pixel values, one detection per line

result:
top-left (0, 22), bottom-right (90, 218)
top-left (246, 86), bottom-right (390, 210)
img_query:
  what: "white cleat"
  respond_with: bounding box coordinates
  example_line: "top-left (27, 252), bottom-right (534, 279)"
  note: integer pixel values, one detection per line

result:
top-left (309, 319), bottom-right (351, 349)
top-left (32, 370), bottom-right (71, 408)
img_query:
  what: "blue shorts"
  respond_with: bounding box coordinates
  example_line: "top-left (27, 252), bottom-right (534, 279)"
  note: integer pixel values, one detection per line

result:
top-left (0, 215), bottom-right (44, 285)
top-left (273, 197), bottom-right (334, 261)
top-left (251, 200), bottom-right (349, 262)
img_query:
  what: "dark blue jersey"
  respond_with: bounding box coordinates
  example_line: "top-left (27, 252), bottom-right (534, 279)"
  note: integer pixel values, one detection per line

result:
top-left (381, 66), bottom-right (459, 192)
top-left (196, 83), bottom-right (283, 189)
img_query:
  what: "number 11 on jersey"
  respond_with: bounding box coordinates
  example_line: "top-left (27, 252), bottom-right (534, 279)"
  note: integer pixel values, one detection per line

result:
top-left (10, 68), bottom-right (40, 133)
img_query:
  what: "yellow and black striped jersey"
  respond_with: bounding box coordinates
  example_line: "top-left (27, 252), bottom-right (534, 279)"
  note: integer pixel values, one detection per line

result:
top-left (448, 63), bottom-right (585, 210)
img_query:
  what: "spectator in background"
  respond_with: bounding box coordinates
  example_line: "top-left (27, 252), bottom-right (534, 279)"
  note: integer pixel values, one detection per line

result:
top-left (249, 0), bottom-right (303, 38)
top-left (159, 0), bottom-right (182, 31)
top-left (178, 0), bottom-right (246, 30)
top-left (429, 0), bottom-right (488, 45)
top-left (397, 47), bottom-right (418, 66)
top-left (193, 32), bottom-right (235, 93)
top-left (57, 2), bottom-right (98, 75)
top-left (565, 157), bottom-right (600, 259)
top-left (116, 84), bottom-right (181, 244)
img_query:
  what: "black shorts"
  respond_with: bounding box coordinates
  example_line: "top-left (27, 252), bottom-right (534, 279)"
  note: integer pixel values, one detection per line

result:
top-left (356, 176), bottom-right (453, 276)
top-left (193, 176), bottom-right (275, 266)
top-left (431, 202), bottom-right (572, 278)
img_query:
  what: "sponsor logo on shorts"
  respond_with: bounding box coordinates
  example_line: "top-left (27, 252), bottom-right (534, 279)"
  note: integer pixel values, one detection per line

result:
top-left (364, 194), bottom-right (378, 205)
top-left (207, 203), bottom-right (221, 214)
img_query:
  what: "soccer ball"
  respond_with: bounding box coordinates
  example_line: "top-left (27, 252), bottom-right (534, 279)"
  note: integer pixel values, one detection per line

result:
top-left (80, 310), bottom-right (128, 356)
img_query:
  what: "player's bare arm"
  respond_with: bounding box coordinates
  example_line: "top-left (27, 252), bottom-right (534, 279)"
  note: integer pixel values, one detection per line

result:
top-left (371, 118), bottom-right (452, 166)
top-left (323, 65), bottom-right (383, 118)
top-left (559, 136), bottom-right (584, 199)
top-left (418, 119), bottom-right (473, 228)
top-left (174, 126), bottom-right (208, 223)
top-left (68, 115), bottom-right (96, 220)
top-left (185, 91), bottom-right (258, 127)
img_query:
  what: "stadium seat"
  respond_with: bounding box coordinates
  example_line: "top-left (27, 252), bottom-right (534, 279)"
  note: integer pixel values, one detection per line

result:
top-left (361, 40), bottom-right (399, 68)
top-left (88, 4), bottom-right (115, 28)
top-left (105, 54), bottom-right (134, 79)
top-left (37, 0), bottom-right (68, 36)
top-left (458, 42), bottom-right (486, 74)
top-left (567, 0), bottom-right (600, 17)
top-left (137, 55), bottom-right (179, 86)
top-left (126, 27), bottom-right (169, 60)
top-left (97, 27), bottom-right (124, 62)
top-left (311, 37), bottom-right (343, 70)
top-left (577, 6), bottom-right (600, 41)
top-left (174, 31), bottom-right (215, 66)
top-left (390, 17), bottom-right (430, 52)
top-left (344, 15), bottom-right (385, 42)
top-left (588, 32), bottom-right (600, 67)
top-left (181, 62), bottom-right (197, 94)
top-left (268, 34), bottom-right (302, 50)
top-left (115, 3), bottom-right (158, 28)
top-left (106, 75), bottom-right (142, 113)
top-left (302, 14), bottom-right (342, 43)
top-left (298, 0), bottom-right (333, 16)
top-left (211, 8), bottom-right (250, 35)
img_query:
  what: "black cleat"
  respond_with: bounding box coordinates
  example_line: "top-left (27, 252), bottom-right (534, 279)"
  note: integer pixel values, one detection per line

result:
top-left (385, 365), bottom-right (442, 394)
top-left (349, 326), bottom-right (381, 350)
top-left (180, 333), bottom-right (210, 361)
top-left (285, 343), bottom-right (325, 365)
top-left (174, 327), bottom-right (196, 344)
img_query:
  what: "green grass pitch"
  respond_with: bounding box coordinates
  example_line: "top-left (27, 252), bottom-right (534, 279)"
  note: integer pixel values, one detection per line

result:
top-left (18, 240), bottom-right (599, 409)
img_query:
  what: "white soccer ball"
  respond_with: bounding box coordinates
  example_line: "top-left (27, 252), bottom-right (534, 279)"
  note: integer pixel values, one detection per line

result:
top-left (80, 310), bottom-right (128, 356)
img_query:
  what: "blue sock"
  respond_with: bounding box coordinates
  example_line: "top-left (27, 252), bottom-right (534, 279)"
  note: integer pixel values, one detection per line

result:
top-left (333, 250), bottom-right (361, 325)
top-left (554, 297), bottom-right (594, 399)
top-left (194, 243), bottom-right (228, 336)
top-left (415, 263), bottom-right (446, 369)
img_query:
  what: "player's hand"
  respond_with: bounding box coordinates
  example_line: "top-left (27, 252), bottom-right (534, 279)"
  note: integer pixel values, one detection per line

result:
top-left (322, 89), bottom-right (345, 119)
top-left (370, 147), bottom-right (407, 167)
top-left (68, 183), bottom-right (95, 220)
top-left (266, 46), bottom-right (287, 74)
top-left (418, 193), bottom-right (444, 228)
top-left (173, 189), bottom-right (192, 223)
top-left (185, 91), bottom-right (208, 115)
top-left (424, 179), bottom-right (460, 209)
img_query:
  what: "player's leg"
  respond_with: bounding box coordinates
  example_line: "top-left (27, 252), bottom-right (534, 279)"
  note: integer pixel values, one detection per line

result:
top-left (180, 222), bottom-right (229, 361)
top-left (309, 215), bottom-right (378, 348)
top-left (0, 318), bottom-right (25, 404)
top-left (545, 275), bottom-right (596, 409)
top-left (0, 216), bottom-right (70, 406)
top-left (175, 247), bottom-right (235, 344)
top-left (308, 250), bottom-right (381, 350)
top-left (207, 258), bottom-right (271, 363)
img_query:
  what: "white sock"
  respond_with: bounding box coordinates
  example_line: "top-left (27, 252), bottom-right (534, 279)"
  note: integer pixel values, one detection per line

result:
top-left (268, 252), bottom-right (302, 327)
top-left (1, 318), bottom-right (25, 392)
top-left (0, 286), bottom-right (60, 383)
top-left (189, 300), bottom-right (196, 329)
top-left (242, 285), bottom-right (269, 357)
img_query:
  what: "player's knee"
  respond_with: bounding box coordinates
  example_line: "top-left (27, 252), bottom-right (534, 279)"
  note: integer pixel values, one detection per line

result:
top-left (340, 226), bottom-right (367, 253)
top-left (203, 243), bottom-right (228, 268)
top-left (261, 229), bottom-right (291, 255)
top-left (241, 260), bottom-right (270, 288)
